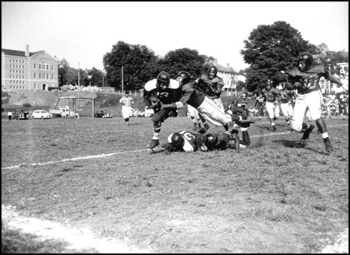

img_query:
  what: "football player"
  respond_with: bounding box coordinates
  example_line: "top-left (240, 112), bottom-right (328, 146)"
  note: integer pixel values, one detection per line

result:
top-left (195, 65), bottom-right (225, 112)
top-left (205, 132), bottom-right (251, 151)
top-left (163, 130), bottom-right (208, 155)
top-left (262, 80), bottom-right (281, 131)
top-left (287, 52), bottom-right (344, 153)
top-left (119, 91), bottom-right (134, 125)
top-left (160, 71), bottom-right (250, 135)
top-left (279, 82), bottom-right (295, 125)
top-left (254, 92), bottom-right (266, 120)
top-left (144, 71), bottom-right (182, 150)
top-left (195, 65), bottom-right (225, 130)
top-left (225, 98), bottom-right (254, 151)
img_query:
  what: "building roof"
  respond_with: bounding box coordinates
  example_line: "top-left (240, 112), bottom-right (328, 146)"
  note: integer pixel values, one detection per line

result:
top-left (216, 63), bottom-right (237, 73)
top-left (2, 48), bottom-right (43, 57)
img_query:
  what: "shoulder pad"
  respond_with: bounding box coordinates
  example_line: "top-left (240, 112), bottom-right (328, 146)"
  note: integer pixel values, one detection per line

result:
top-left (144, 79), bottom-right (157, 91)
top-left (168, 79), bottom-right (180, 89)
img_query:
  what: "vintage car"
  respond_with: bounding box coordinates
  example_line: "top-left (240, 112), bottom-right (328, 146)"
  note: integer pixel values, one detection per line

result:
top-left (94, 110), bottom-right (112, 118)
top-left (31, 110), bottom-right (53, 119)
top-left (13, 109), bottom-right (30, 120)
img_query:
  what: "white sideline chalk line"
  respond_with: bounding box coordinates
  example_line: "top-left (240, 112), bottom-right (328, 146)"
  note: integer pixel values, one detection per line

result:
top-left (2, 149), bottom-right (145, 170)
top-left (2, 124), bottom-right (348, 170)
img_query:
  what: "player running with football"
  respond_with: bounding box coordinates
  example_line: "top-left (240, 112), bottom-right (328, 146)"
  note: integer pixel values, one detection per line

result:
top-left (287, 52), bottom-right (344, 153)
top-left (143, 71), bottom-right (182, 150)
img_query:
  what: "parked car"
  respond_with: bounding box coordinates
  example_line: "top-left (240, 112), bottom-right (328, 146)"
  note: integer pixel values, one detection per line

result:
top-left (49, 106), bottom-right (69, 117)
top-left (31, 110), bottom-right (53, 119)
top-left (13, 109), bottom-right (29, 120)
top-left (94, 110), bottom-right (112, 118)
top-left (62, 110), bottom-right (79, 118)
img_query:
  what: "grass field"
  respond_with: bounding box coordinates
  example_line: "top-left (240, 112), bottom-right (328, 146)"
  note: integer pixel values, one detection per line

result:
top-left (1, 114), bottom-right (348, 253)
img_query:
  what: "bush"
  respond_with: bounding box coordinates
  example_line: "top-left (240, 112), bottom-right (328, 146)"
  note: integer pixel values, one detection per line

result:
top-left (22, 103), bottom-right (32, 108)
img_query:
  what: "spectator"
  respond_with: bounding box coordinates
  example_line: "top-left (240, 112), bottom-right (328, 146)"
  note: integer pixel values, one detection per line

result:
top-left (8, 110), bottom-right (12, 120)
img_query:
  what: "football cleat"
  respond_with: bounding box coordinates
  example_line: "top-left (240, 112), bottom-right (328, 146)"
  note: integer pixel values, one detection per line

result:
top-left (324, 138), bottom-right (334, 154)
top-left (147, 139), bottom-right (160, 150)
top-left (302, 124), bottom-right (315, 140)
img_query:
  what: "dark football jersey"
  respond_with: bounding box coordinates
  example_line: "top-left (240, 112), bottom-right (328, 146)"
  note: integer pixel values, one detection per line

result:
top-left (279, 89), bottom-right (292, 103)
top-left (167, 131), bottom-right (206, 152)
top-left (179, 82), bottom-right (206, 108)
top-left (196, 74), bottom-right (225, 99)
top-left (144, 79), bottom-right (182, 107)
top-left (288, 64), bottom-right (343, 95)
top-left (262, 87), bottom-right (279, 103)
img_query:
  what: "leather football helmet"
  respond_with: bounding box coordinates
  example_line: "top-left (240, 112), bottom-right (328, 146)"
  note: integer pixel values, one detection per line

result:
top-left (232, 98), bottom-right (239, 106)
top-left (170, 132), bottom-right (184, 148)
top-left (205, 133), bottom-right (218, 149)
top-left (156, 71), bottom-right (170, 90)
top-left (298, 52), bottom-right (313, 72)
top-left (207, 65), bottom-right (218, 79)
top-left (176, 71), bottom-right (191, 86)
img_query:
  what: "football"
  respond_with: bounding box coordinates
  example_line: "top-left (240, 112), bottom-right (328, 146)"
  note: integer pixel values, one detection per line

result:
top-left (149, 95), bottom-right (161, 108)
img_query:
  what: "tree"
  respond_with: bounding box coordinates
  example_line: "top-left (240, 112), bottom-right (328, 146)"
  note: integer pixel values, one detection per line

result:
top-left (84, 67), bottom-right (105, 87)
top-left (240, 21), bottom-right (317, 92)
top-left (103, 41), bottom-right (158, 90)
top-left (159, 48), bottom-right (207, 78)
top-left (58, 58), bottom-right (70, 86)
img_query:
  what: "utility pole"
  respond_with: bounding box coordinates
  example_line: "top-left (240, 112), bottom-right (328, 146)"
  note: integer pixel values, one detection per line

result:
top-left (78, 62), bottom-right (80, 86)
top-left (121, 66), bottom-right (124, 94)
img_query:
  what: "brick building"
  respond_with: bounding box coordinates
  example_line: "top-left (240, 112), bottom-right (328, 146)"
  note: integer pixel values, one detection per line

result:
top-left (2, 45), bottom-right (59, 91)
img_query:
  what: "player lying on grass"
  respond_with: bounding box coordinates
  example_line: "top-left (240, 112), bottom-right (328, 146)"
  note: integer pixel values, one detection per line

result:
top-left (153, 130), bottom-right (251, 155)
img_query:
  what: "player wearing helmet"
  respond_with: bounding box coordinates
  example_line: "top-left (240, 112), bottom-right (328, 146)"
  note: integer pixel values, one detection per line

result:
top-left (287, 52), bottom-right (344, 153)
top-left (225, 97), bottom-right (254, 151)
top-left (278, 83), bottom-right (295, 125)
top-left (163, 130), bottom-right (208, 155)
top-left (160, 71), bottom-right (250, 135)
top-left (144, 71), bottom-right (182, 150)
top-left (195, 65), bottom-right (225, 112)
top-left (261, 80), bottom-right (281, 131)
top-left (204, 132), bottom-right (250, 151)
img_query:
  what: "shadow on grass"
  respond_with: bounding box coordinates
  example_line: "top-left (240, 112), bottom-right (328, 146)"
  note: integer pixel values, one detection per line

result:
top-left (272, 139), bottom-right (331, 155)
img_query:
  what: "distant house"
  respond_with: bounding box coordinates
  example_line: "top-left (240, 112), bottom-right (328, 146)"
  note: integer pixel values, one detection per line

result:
top-left (209, 59), bottom-right (240, 96)
top-left (2, 44), bottom-right (59, 91)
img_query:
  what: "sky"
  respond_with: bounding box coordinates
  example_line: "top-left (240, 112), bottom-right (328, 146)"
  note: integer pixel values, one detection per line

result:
top-left (2, 2), bottom-right (348, 72)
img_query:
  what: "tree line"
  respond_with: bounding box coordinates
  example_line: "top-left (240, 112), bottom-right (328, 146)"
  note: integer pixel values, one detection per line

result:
top-left (58, 20), bottom-right (348, 92)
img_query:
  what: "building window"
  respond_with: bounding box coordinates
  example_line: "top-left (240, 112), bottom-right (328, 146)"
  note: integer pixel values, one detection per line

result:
top-left (34, 63), bottom-right (36, 69)
top-left (39, 64), bottom-right (41, 69)
top-left (52, 65), bottom-right (54, 71)
top-left (52, 74), bottom-right (54, 79)
top-left (34, 83), bottom-right (37, 90)
top-left (34, 73), bottom-right (36, 79)
top-left (47, 65), bottom-right (49, 70)
top-left (39, 73), bottom-right (41, 79)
